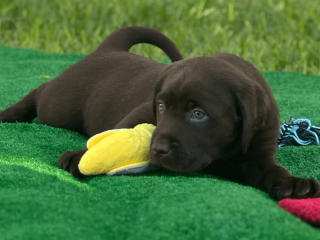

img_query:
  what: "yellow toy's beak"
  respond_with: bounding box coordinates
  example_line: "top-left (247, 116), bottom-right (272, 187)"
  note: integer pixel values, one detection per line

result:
top-left (78, 124), bottom-right (160, 175)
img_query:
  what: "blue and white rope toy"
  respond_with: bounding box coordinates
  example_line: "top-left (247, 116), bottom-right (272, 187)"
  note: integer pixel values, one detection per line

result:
top-left (278, 118), bottom-right (320, 148)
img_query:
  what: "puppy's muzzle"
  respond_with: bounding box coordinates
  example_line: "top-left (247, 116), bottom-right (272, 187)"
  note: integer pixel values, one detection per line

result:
top-left (151, 136), bottom-right (179, 157)
top-left (152, 139), bottom-right (172, 156)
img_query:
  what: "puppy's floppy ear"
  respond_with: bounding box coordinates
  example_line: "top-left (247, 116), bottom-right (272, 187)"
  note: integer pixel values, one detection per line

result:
top-left (235, 81), bottom-right (270, 153)
top-left (152, 75), bottom-right (166, 122)
top-left (152, 97), bottom-right (157, 121)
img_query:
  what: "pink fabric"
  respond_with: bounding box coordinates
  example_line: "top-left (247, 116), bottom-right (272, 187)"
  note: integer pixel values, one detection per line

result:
top-left (279, 197), bottom-right (320, 225)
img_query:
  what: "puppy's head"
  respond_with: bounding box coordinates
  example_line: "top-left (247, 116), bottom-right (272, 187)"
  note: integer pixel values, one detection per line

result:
top-left (150, 56), bottom-right (269, 173)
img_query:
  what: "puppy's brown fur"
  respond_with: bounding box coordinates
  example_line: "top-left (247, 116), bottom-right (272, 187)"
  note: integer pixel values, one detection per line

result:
top-left (1, 27), bottom-right (319, 200)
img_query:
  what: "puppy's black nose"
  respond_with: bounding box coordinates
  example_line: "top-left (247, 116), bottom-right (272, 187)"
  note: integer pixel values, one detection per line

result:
top-left (152, 142), bottom-right (171, 156)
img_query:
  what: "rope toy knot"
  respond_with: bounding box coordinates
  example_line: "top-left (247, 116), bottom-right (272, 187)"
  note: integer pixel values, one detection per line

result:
top-left (278, 118), bottom-right (320, 147)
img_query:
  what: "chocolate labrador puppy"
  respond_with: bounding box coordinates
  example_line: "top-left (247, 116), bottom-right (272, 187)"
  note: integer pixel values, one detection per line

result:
top-left (1, 27), bottom-right (319, 200)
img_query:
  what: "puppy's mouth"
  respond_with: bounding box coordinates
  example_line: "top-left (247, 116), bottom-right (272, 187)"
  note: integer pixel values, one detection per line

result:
top-left (150, 150), bottom-right (211, 173)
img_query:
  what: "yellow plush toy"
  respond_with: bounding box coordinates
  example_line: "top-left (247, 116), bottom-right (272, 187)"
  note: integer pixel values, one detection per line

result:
top-left (79, 124), bottom-right (160, 176)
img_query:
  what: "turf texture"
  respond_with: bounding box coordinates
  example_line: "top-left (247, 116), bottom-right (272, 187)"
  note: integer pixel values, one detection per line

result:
top-left (1, 46), bottom-right (320, 239)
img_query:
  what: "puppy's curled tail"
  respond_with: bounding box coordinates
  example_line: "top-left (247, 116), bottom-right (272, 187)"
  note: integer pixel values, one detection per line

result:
top-left (97, 26), bottom-right (183, 62)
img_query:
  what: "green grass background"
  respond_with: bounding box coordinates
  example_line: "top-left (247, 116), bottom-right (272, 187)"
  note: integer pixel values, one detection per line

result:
top-left (0, 0), bottom-right (320, 75)
top-left (1, 0), bottom-right (320, 239)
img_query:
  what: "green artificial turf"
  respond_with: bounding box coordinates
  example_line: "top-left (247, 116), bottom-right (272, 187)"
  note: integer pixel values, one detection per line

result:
top-left (1, 46), bottom-right (320, 240)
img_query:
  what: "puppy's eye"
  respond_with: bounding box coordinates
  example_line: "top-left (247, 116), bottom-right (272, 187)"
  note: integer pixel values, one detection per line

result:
top-left (158, 102), bottom-right (165, 113)
top-left (193, 110), bottom-right (206, 119)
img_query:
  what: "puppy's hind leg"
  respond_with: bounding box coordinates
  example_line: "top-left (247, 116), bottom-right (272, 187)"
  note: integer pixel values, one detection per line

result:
top-left (0, 89), bottom-right (38, 123)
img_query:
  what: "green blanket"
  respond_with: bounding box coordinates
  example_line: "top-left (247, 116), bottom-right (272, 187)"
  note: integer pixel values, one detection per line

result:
top-left (1, 46), bottom-right (320, 240)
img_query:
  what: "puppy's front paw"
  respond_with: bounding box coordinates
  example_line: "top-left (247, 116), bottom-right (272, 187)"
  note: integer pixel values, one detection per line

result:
top-left (273, 177), bottom-right (320, 200)
top-left (58, 149), bottom-right (86, 178)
